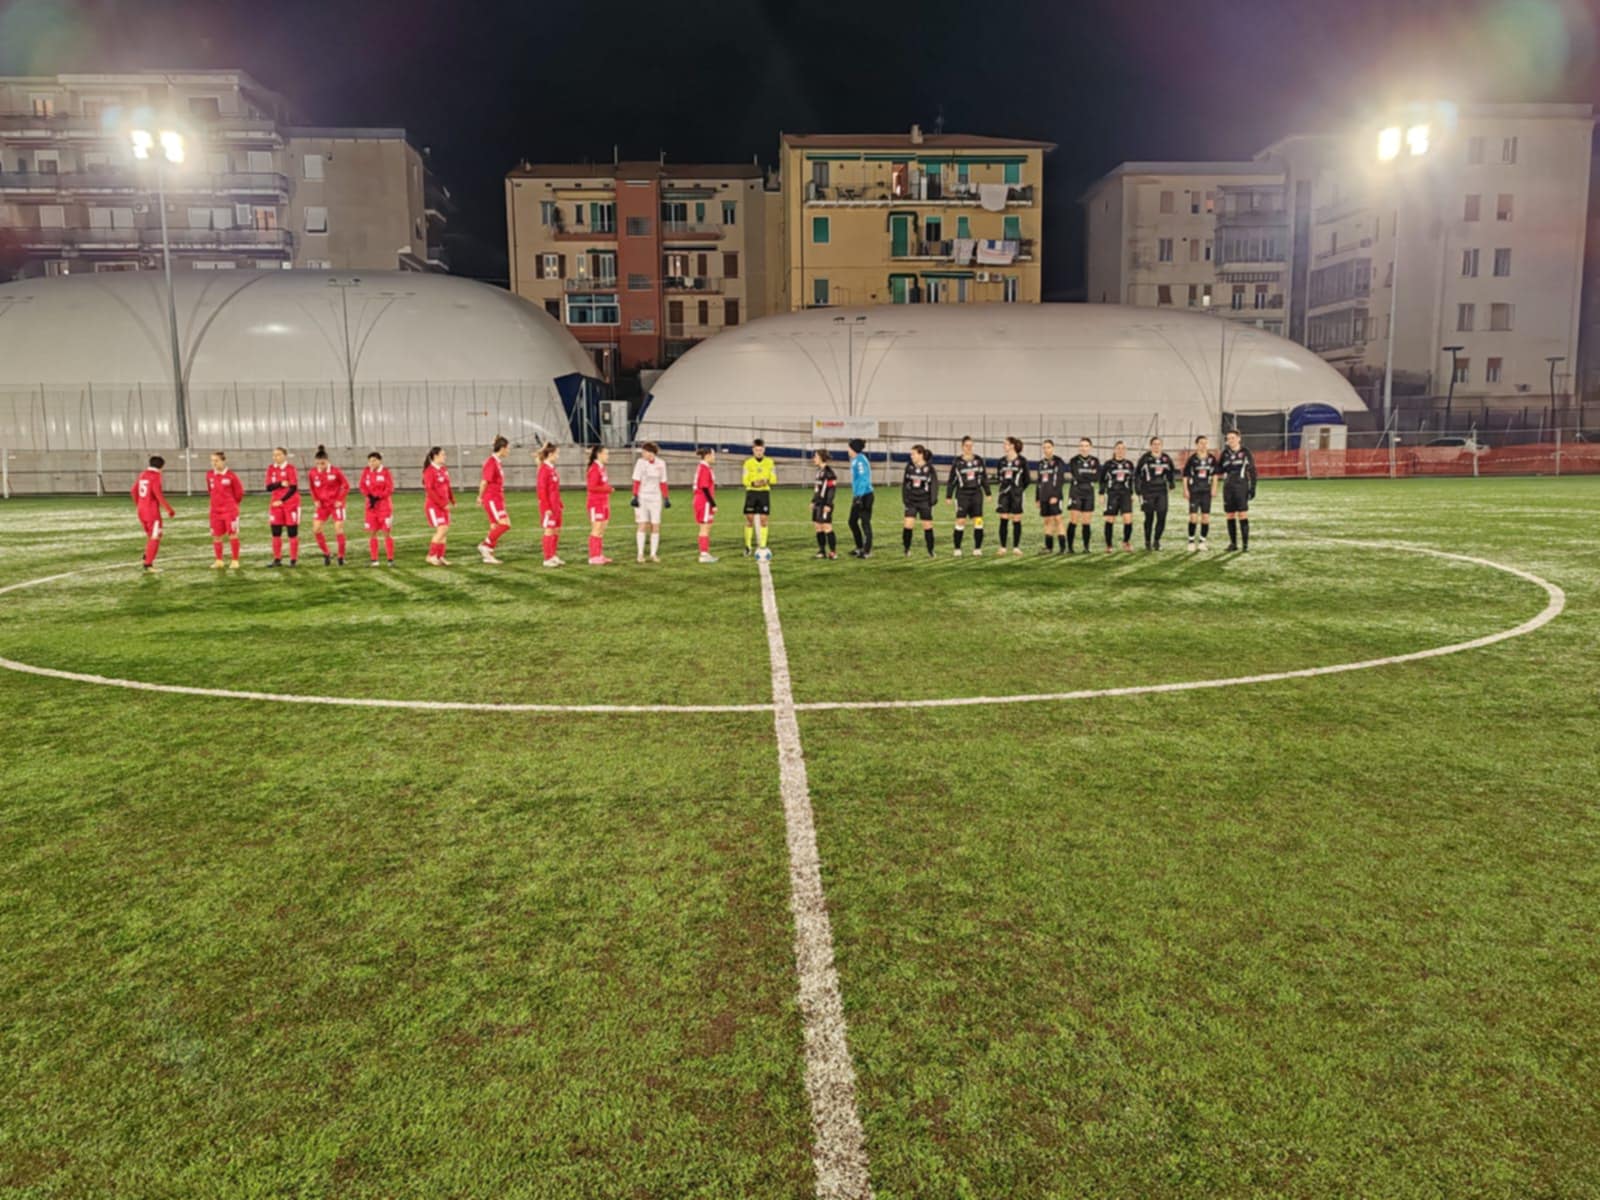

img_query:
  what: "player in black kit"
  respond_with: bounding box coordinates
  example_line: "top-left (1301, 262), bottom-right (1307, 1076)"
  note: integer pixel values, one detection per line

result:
top-left (1099, 440), bottom-right (1137, 553)
top-left (1065, 436), bottom-right (1100, 553)
top-left (1183, 435), bottom-right (1219, 550)
top-left (901, 444), bottom-right (938, 557)
top-left (1219, 429), bottom-right (1259, 551)
top-left (1034, 439), bottom-right (1068, 553)
top-left (810, 448), bottom-right (838, 560)
top-left (993, 436), bottom-right (1031, 555)
top-left (945, 435), bottom-right (991, 556)
top-left (1135, 435), bottom-right (1178, 550)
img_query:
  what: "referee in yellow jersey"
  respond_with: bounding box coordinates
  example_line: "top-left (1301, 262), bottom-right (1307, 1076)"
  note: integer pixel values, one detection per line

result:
top-left (742, 438), bottom-right (778, 555)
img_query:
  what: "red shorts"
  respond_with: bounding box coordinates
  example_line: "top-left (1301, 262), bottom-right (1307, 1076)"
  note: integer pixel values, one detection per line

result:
top-left (541, 507), bottom-right (563, 530)
top-left (316, 501), bottom-right (347, 523)
top-left (482, 496), bottom-right (508, 525)
top-left (139, 514), bottom-right (164, 539)
top-left (587, 502), bottom-right (610, 523)
top-left (270, 503), bottom-right (301, 528)
top-left (694, 498), bottom-right (716, 525)
top-left (209, 515), bottom-right (240, 538)
top-left (426, 503), bottom-right (451, 529)
top-left (364, 506), bottom-right (393, 533)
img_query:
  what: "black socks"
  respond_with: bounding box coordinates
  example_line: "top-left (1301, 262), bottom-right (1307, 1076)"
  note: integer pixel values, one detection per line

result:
top-left (924, 528), bottom-right (935, 554)
top-left (903, 527), bottom-right (913, 552)
top-left (973, 526), bottom-right (984, 551)
top-left (1240, 519), bottom-right (1249, 550)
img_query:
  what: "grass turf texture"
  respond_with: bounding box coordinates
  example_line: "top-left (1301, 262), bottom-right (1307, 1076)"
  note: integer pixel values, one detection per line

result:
top-left (1, 478), bottom-right (1597, 1197)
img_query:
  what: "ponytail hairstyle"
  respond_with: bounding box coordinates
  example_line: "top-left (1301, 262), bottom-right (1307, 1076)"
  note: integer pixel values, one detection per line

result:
top-left (1005, 435), bottom-right (1023, 457)
top-left (212, 450), bottom-right (227, 463)
top-left (814, 447), bottom-right (831, 464)
top-left (492, 435), bottom-right (509, 453)
top-left (910, 443), bottom-right (929, 464)
top-left (367, 450), bottom-right (383, 464)
top-left (424, 446), bottom-right (442, 470)
top-left (587, 444), bottom-right (604, 465)
top-left (314, 444), bottom-right (329, 462)
top-left (537, 441), bottom-right (558, 462)
top-left (696, 446), bottom-right (713, 459)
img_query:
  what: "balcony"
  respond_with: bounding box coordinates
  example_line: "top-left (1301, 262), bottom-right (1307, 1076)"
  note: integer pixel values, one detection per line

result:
top-left (0, 113), bottom-right (283, 144)
top-left (806, 180), bottom-right (1035, 207)
top-left (0, 170), bottom-right (290, 197)
top-left (890, 239), bottom-right (955, 261)
top-left (548, 222), bottom-right (616, 242)
top-left (662, 275), bottom-right (723, 293)
top-left (18, 226), bottom-right (295, 252)
top-left (660, 221), bottom-right (724, 240)
top-left (563, 276), bottom-right (619, 292)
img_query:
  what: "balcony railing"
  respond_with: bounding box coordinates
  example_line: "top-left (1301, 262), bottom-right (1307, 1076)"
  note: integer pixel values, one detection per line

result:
top-left (549, 222), bottom-right (617, 241)
top-left (0, 170), bottom-right (289, 196)
top-left (18, 226), bottom-right (294, 251)
top-left (660, 221), bottom-right (724, 239)
top-left (890, 239), bottom-right (955, 261)
top-left (806, 180), bottom-right (1035, 206)
top-left (0, 113), bottom-right (283, 143)
top-left (662, 275), bottom-right (724, 292)
top-left (563, 276), bottom-right (620, 292)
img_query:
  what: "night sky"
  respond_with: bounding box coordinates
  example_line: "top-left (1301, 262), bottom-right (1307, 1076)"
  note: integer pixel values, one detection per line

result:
top-left (3, 0), bottom-right (1596, 293)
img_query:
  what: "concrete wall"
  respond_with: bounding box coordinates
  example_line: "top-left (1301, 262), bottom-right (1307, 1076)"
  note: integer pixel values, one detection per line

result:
top-left (285, 135), bottom-right (425, 270)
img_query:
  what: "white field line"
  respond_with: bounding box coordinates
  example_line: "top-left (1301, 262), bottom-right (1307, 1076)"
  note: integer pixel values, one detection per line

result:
top-left (0, 542), bottom-right (1566, 717)
top-left (757, 556), bottom-right (874, 1200)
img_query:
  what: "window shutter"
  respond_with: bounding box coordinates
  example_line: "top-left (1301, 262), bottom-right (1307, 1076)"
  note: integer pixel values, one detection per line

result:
top-left (725, 299), bottom-right (739, 326)
top-left (558, 254), bottom-right (567, 279)
top-left (535, 256), bottom-right (545, 279)
top-left (723, 252), bottom-right (738, 279)
top-left (697, 253), bottom-right (708, 277)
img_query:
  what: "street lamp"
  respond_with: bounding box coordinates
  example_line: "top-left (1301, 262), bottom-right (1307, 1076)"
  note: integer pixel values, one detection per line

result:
top-left (832, 313), bottom-right (867, 416)
top-left (131, 126), bottom-right (189, 449)
top-left (1441, 345), bottom-right (1464, 432)
top-left (1375, 122), bottom-right (1432, 444)
top-left (1546, 355), bottom-right (1566, 417)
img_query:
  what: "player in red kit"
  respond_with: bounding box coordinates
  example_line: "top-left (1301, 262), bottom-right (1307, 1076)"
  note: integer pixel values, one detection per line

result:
top-left (309, 445), bottom-right (350, 566)
top-left (535, 441), bottom-right (564, 567)
top-left (477, 435), bottom-right (511, 564)
top-left (131, 455), bottom-right (177, 573)
top-left (423, 446), bottom-right (455, 565)
top-left (693, 447), bottom-right (718, 563)
top-left (359, 451), bottom-right (395, 566)
top-left (585, 444), bottom-right (613, 565)
top-left (265, 446), bottom-right (301, 567)
top-left (205, 450), bottom-right (244, 569)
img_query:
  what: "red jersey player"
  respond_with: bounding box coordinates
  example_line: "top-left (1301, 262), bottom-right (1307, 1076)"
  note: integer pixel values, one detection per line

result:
top-left (535, 441), bottom-right (564, 567)
top-left (205, 450), bottom-right (244, 569)
top-left (693, 447), bottom-right (718, 563)
top-left (423, 446), bottom-right (455, 565)
top-left (131, 455), bottom-right (177, 573)
top-left (264, 446), bottom-right (301, 567)
top-left (309, 445), bottom-right (351, 566)
top-left (585, 445), bottom-right (613, 565)
top-left (477, 435), bottom-right (511, 564)
top-left (359, 451), bottom-right (395, 566)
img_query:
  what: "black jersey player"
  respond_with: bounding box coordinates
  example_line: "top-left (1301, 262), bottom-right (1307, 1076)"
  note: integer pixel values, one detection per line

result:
top-left (1135, 436), bottom-right (1178, 550)
top-left (1183, 436), bottom-right (1219, 550)
top-left (1035, 439), bottom-right (1068, 553)
top-left (901, 444), bottom-right (938, 557)
top-left (810, 448), bottom-right (838, 560)
top-left (1065, 437), bottom-right (1100, 553)
top-left (1218, 429), bottom-right (1258, 550)
top-left (994, 436), bottom-right (1031, 555)
top-left (945, 435), bottom-right (991, 556)
top-left (1099, 441), bottom-right (1137, 553)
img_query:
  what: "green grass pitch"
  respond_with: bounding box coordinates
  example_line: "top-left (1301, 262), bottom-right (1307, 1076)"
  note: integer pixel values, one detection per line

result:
top-left (1, 477), bottom-right (1597, 1198)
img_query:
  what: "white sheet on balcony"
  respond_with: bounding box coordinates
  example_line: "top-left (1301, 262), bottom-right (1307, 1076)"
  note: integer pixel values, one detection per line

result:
top-left (976, 239), bottom-right (1017, 265)
top-left (951, 238), bottom-right (976, 265)
top-left (978, 183), bottom-right (1009, 212)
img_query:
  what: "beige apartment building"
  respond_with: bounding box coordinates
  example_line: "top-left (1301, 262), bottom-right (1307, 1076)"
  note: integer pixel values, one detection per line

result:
top-left (0, 70), bottom-right (446, 278)
top-left (779, 128), bottom-right (1054, 309)
top-left (1085, 104), bottom-right (1595, 407)
top-left (506, 161), bottom-right (776, 379)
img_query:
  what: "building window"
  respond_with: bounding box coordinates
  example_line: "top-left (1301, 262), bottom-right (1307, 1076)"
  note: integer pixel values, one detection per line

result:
top-left (1187, 283), bottom-right (1199, 306)
top-left (1464, 194), bottom-right (1481, 221)
top-left (30, 95), bottom-right (55, 117)
top-left (630, 318), bottom-right (655, 333)
top-left (813, 277), bottom-right (830, 305)
top-left (722, 200), bottom-right (736, 225)
top-left (539, 200), bottom-right (557, 225)
top-left (1254, 283), bottom-right (1269, 309)
top-left (812, 216), bottom-right (830, 244)
top-left (1001, 276), bottom-right (1019, 302)
top-left (1501, 136), bottom-right (1518, 164)
top-left (725, 299), bottom-right (740, 326)
top-left (1496, 193), bottom-right (1513, 221)
top-left (35, 151), bottom-right (59, 174)
top-left (1490, 302), bottom-right (1514, 331)
top-left (1205, 190), bottom-right (1216, 214)
top-left (590, 202), bottom-right (615, 232)
top-left (540, 252), bottom-right (562, 279)
top-left (627, 272), bottom-right (650, 290)
top-left (1188, 239), bottom-right (1199, 262)
top-left (1461, 248), bottom-right (1479, 277)
top-left (697, 299), bottom-right (710, 325)
top-left (193, 260), bottom-right (236, 270)
top-left (956, 215), bottom-right (970, 239)
top-left (1457, 302), bottom-right (1475, 331)
top-left (1159, 190), bottom-right (1175, 214)
top-left (723, 251), bottom-right (739, 279)
top-left (573, 203), bottom-right (585, 226)
top-left (187, 96), bottom-right (222, 121)
top-left (302, 154), bottom-right (324, 181)
top-left (925, 215), bottom-right (943, 243)
top-left (304, 206), bottom-right (328, 234)
top-left (544, 298), bottom-right (560, 318)
top-left (588, 250), bottom-right (617, 282)
top-left (566, 293), bottom-right (620, 325)
top-left (44, 259), bottom-right (69, 276)
top-left (1201, 283), bottom-right (1212, 305)
top-left (1453, 358), bottom-right (1470, 384)
top-left (1002, 215), bottom-right (1022, 243)
top-left (1157, 238), bottom-right (1173, 263)
top-left (1486, 357), bottom-right (1503, 383)
top-left (1003, 162), bottom-right (1020, 184)
top-left (625, 216), bottom-right (651, 236)
top-left (1493, 247), bottom-right (1511, 277)
top-left (1157, 284), bottom-right (1172, 305)
top-left (1190, 192), bottom-right (1200, 215)
top-left (1467, 136), bottom-right (1484, 165)
top-left (811, 161), bottom-right (829, 188)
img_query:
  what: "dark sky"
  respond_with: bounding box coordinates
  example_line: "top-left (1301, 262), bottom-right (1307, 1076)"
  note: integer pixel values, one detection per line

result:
top-left (4, 0), bottom-right (1597, 293)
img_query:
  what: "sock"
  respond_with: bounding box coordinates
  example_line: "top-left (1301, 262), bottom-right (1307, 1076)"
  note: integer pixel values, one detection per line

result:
top-left (1011, 523), bottom-right (1021, 549)
top-left (336, 533), bottom-right (346, 559)
top-left (698, 533), bottom-right (710, 553)
top-left (745, 525), bottom-right (754, 550)
top-left (1122, 524), bottom-right (1131, 544)
top-left (924, 528), bottom-right (935, 554)
top-left (1189, 521), bottom-right (1197, 539)
top-left (316, 531), bottom-right (330, 556)
top-left (488, 523), bottom-right (507, 549)
top-left (954, 527), bottom-right (965, 549)
top-left (230, 537), bottom-right (241, 562)
top-left (1241, 519), bottom-right (1250, 549)
top-left (589, 535), bottom-right (602, 559)
top-left (1066, 525), bottom-right (1075, 550)
top-left (1155, 511), bottom-right (1167, 543)
top-left (999, 522), bottom-right (1010, 548)
top-left (144, 538), bottom-right (161, 566)
top-left (1227, 518), bottom-right (1239, 546)
top-left (1044, 535), bottom-right (1054, 552)
top-left (1200, 523), bottom-right (1208, 541)
top-left (650, 531), bottom-right (660, 556)
top-left (817, 531), bottom-right (827, 552)
top-left (637, 529), bottom-right (646, 557)
top-left (1143, 510), bottom-right (1155, 544)
top-left (1104, 522), bottom-right (1113, 548)
top-left (758, 523), bottom-right (769, 549)
top-left (370, 536), bottom-right (380, 561)
top-left (272, 534), bottom-right (282, 561)
top-left (289, 536), bottom-right (299, 562)
top-left (213, 540), bottom-right (224, 562)
top-left (903, 527), bottom-right (913, 552)
top-left (384, 535), bottom-right (395, 561)
top-left (973, 526), bottom-right (984, 550)
top-left (827, 531), bottom-right (836, 553)
top-left (543, 532), bottom-right (557, 560)
top-left (1058, 529), bottom-right (1066, 553)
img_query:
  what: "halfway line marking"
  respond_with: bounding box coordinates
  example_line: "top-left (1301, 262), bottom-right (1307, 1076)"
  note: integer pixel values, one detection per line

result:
top-left (758, 557), bottom-right (874, 1200)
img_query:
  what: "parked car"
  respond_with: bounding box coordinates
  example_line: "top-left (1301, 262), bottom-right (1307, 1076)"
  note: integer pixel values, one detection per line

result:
top-left (1424, 436), bottom-right (1487, 453)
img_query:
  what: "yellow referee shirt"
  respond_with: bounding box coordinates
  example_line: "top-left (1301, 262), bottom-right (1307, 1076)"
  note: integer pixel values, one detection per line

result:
top-left (742, 455), bottom-right (778, 493)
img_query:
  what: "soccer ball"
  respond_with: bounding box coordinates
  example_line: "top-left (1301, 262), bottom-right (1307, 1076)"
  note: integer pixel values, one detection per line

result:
top-left (755, 547), bottom-right (773, 562)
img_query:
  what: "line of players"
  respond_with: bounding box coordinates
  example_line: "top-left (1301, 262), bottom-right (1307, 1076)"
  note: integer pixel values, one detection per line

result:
top-left (127, 431), bottom-right (1258, 572)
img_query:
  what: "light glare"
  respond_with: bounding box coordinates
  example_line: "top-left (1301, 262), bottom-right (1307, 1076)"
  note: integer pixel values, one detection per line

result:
top-left (1406, 124), bottom-right (1431, 157)
top-left (130, 129), bottom-right (153, 159)
top-left (158, 130), bottom-right (185, 164)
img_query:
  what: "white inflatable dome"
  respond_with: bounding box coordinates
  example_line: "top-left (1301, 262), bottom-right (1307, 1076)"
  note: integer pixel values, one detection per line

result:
top-left (0, 270), bottom-right (599, 450)
top-left (640, 304), bottom-right (1363, 455)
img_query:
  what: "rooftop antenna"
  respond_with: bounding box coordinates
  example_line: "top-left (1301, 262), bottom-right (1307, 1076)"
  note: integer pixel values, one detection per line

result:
top-left (613, 144), bottom-right (618, 164)
top-left (659, 149), bottom-right (666, 164)
top-left (933, 104), bottom-right (945, 135)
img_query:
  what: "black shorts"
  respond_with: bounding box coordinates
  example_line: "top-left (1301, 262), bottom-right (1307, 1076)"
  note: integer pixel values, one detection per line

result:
top-left (743, 492), bottom-right (771, 516)
top-left (1103, 490), bottom-right (1133, 517)
top-left (811, 501), bottom-right (833, 524)
top-left (996, 491), bottom-right (1024, 517)
top-left (954, 494), bottom-right (984, 520)
top-left (1068, 488), bottom-right (1097, 513)
top-left (1038, 495), bottom-right (1063, 517)
top-left (903, 499), bottom-right (933, 522)
top-left (1223, 482), bottom-right (1251, 513)
top-left (1140, 490), bottom-right (1169, 514)
top-left (1188, 490), bottom-right (1213, 515)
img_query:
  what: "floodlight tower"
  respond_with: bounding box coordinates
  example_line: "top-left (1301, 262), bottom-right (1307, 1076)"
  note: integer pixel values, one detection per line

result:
top-left (131, 127), bottom-right (189, 448)
top-left (1374, 121), bottom-right (1432, 444)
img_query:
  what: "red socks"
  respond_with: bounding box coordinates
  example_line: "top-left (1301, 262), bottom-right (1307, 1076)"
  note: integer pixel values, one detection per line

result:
top-left (336, 533), bottom-right (346, 558)
top-left (315, 531), bottom-right (330, 556)
top-left (144, 538), bottom-right (161, 566)
top-left (288, 536), bottom-right (299, 562)
top-left (384, 535), bottom-right (394, 561)
top-left (542, 533), bottom-right (557, 560)
top-left (369, 536), bottom-right (380, 562)
top-left (698, 534), bottom-right (710, 553)
top-left (487, 522), bottom-right (509, 549)
top-left (588, 535), bottom-right (602, 559)
top-left (271, 535), bottom-right (282, 560)
top-left (213, 541), bottom-right (224, 562)
top-left (230, 537), bottom-right (240, 562)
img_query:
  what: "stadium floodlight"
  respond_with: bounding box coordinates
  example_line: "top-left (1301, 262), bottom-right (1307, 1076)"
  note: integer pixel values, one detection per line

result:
top-left (1376, 126), bottom-right (1403, 162)
top-left (1374, 117), bottom-right (1434, 445)
top-left (128, 126), bottom-right (189, 447)
top-left (1406, 124), bottom-right (1431, 157)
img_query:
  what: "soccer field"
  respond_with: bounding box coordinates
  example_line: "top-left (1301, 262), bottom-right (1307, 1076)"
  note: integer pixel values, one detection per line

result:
top-left (2, 477), bottom-right (1597, 1199)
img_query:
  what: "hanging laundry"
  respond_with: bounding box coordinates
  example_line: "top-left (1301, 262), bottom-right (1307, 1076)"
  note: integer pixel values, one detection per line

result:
top-left (977, 239), bottom-right (1017, 265)
top-left (951, 238), bottom-right (977, 265)
top-left (978, 182), bottom-right (1009, 212)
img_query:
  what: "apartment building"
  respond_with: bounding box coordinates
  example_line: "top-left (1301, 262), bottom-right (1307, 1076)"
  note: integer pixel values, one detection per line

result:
top-left (779, 128), bottom-right (1054, 310)
top-left (1085, 104), bottom-right (1594, 408)
top-left (0, 70), bottom-right (446, 278)
top-left (506, 161), bottom-right (774, 380)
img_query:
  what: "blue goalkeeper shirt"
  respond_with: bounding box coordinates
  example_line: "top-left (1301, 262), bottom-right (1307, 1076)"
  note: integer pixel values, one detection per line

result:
top-left (850, 454), bottom-right (874, 497)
